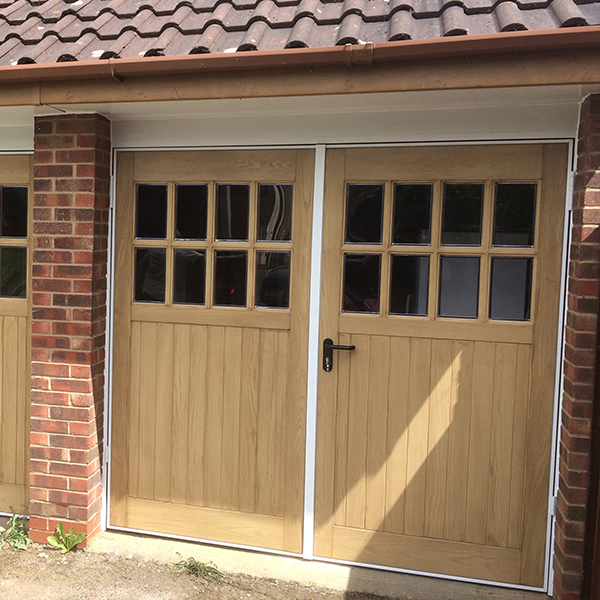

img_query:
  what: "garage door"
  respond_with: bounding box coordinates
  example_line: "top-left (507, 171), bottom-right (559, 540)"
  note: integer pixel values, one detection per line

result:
top-left (110, 149), bottom-right (314, 552)
top-left (0, 155), bottom-right (31, 513)
top-left (314, 144), bottom-right (567, 587)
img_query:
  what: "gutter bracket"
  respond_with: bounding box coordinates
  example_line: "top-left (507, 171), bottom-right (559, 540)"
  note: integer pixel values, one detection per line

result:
top-left (345, 42), bottom-right (374, 67)
top-left (109, 59), bottom-right (124, 83)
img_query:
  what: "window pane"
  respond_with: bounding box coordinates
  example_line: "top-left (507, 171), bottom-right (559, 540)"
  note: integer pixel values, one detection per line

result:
top-left (343, 253), bottom-right (381, 313)
top-left (0, 247), bottom-right (26, 298)
top-left (215, 184), bottom-right (250, 241)
top-left (136, 184), bottom-right (168, 239)
top-left (175, 184), bottom-right (208, 240)
top-left (392, 184), bottom-right (432, 245)
top-left (441, 183), bottom-right (484, 246)
top-left (214, 250), bottom-right (247, 306)
top-left (1, 186), bottom-right (27, 238)
top-left (438, 256), bottom-right (480, 318)
top-left (345, 184), bottom-right (384, 244)
top-left (489, 257), bottom-right (533, 321)
top-left (493, 183), bottom-right (536, 247)
top-left (390, 255), bottom-right (429, 316)
top-left (255, 251), bottom-right (290, 309)
top-left (174, 249), bottom-right (205, 305)
top-left (134, 248), bottom-right (166, 303)
top-left (257, 184), bottom-right (293, 242)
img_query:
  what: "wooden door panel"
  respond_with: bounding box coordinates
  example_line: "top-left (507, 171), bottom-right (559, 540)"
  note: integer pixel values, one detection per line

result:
top-left (111, 150), bottom-right (313, 553)
top-left (316, 144), bottom-right (567, 586)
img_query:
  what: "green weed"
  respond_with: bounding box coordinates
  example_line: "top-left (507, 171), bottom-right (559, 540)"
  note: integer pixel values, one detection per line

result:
top-left (47, 521), bottom-right (85, 553)
top-left (0, 507), bottom-right (31, 550)
top-left (172, 553), bottom-right (229, 580)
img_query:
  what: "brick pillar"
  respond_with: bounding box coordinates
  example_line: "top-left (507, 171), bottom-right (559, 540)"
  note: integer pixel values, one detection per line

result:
top-left (29, 114), bottom-right (110, 546)
top-left (554, 94), bottom-right (600, 600)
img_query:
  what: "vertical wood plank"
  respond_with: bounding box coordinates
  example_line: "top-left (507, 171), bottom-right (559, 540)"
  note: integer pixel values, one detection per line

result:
top-left (487, 343), bottom-right (518, 548)
top-left (128, 322), bottom-right (142, 499)
top-left (272, 330), bottom-right (289, 517)
top-left (15, 317), bottom-right (27, 487)
top-left (2, 317), bottom-right (18, 484)
top-left (425, 339), bottom-right (453, 540)
top-left (404, 337), bottom-right (431, 537)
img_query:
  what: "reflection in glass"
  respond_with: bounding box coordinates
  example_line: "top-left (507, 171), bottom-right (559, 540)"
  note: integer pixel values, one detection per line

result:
top-left (216, 184), bottom-right (250, 241)
top-left (393, 184), bottom-right (432, 245)
top-left (493, 183), bottom-right (537, 247)
top-left (438, 256), bottom-right (480, 318)
top-left (214, 250), bottom-right (247, 306)
top-left (343, 253), bottom-right (381, 313)
top-left (390, 255), bottom-right (429, 316)
top-left (489, 257), bottom-right (533, 321)
top-left (134, 248), bottom-right (166, 303)
top-left (345, 184), bottom-right (384, 244)
top-left (257, 184), bottom-right (293, 241)
top-left (1, 187), bottom-right (27, 238)
top-left (255, 251), bottom-right (290, 309)
top-left (0, 247), bottom-right (26, 297)
top-left (174, 249), bottom-right (205, 305)
top-left (136, 184), bottom-right (168, 239)
top-left (441, 183), bottom-right (484, 246)
top-left (176, 185), bottom-right (208, 240)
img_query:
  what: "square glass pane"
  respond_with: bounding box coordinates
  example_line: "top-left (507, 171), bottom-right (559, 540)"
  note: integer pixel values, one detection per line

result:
top-left (343, 253), bottom-right (381, 313)
top-left (1, 186), bottom-right (27, 238)
top-left (175, 184), bottom-right (208, 240)
top-left (392, 184), bottom-right (432, 245)
top-left (215, 184), bottom-right (250, 241)
top-left (255, 251), bottom-right (290, 309)
top-left (390, 255), bottom-right (429, 316)
top-left (489, 257), bottom-right (533, 321)
top-left (438, 256), bottom-right (480, 319)
top-left (214, 250), bottom-right (247, 306)
top-left (493, 183), bottom-right (537, 247)
top-left (0, 247), bottom-right (26, 298)
top-left (136, 184), bottom-right (168, 239)
top-left (345, 184), bottom-right (384, 244)
top-left (134, 248), bottom-right (166, 303)
top-left (257, 184), bottom-right (293, 242)
top-left (441, 183), bottom-right (484, 246)
top-left (174, 249), bottom-right (206, 305)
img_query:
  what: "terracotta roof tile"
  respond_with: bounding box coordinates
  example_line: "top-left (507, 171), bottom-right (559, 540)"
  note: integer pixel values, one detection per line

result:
top-left (0, 0), bottom-right (597, 65)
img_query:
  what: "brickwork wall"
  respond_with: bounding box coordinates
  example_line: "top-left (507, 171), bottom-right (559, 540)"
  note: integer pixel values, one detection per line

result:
top-left (554, 94), bottom-right (600, 600)
top-left (28, 114), bottom-right (110, 546)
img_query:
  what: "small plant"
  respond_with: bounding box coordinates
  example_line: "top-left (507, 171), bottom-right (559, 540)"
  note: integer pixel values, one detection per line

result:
top-left (0, 507), bottom-right (31, 550)
top-left (172, 553), bottom-right (228, 580)
top-left (47, 521), bottom-right (85, 553)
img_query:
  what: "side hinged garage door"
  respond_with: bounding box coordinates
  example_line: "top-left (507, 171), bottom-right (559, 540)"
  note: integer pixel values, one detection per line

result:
top-left (315, 144), bottom-right (567, 587)
top-left (111, 149), bottom-right (314, 552)
top-left (0, 155), bottom-right (31, 514)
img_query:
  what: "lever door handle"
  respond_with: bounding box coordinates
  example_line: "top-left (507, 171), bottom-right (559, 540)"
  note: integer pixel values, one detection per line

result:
top-left (323, 337), bottom-right (355, 372)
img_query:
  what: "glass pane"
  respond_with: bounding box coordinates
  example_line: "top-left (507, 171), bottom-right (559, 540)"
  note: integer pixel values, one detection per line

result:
top-left (214, 250), bottom-right (247, 306)
top-left (441, 183), bottom-right (484, 246)
top-left (345, 184), bottom-right (384, 244)
top-left (257, 184), bottom-right (293, 241)
top-left (255, 251), bottom-right (290, 309)
top-left (134, 248), bottom-right (166, 303)
top-left (136, 184), bottom-right (168, 239)
top-left (174, 249), bottom-right (206, 305)
top-left (489, 257), bottom-right (533, 321)
top-left (392, 184), bottom-right (432, 245)
top-left (0, 247), bottom-right (26, 298)
top-left (493, 183), bottom-right (536, 247)
top-left (343, 253), bottom-right (381, 313)
top-left (438, 256), bottom-right (480, 318)
top-left (175, 184), bottom-right (208, 240)
top-left (215, 184), bottom-right (250, 241)
top-left (1, 186), bottom-right (27, 237)
top-left (390, 255), bottom-right (429, 316)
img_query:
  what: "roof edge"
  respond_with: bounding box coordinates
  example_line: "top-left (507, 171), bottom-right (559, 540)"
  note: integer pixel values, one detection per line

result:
top-left (0, 26), bottom-right (598, 84)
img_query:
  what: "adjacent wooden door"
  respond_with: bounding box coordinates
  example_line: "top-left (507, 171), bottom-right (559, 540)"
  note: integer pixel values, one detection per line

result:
top-left (315, 144), bottom-right (567, 586)
top-left (111, 150), bottom-right (314, 552)
top-left (0, 155), bottom-right (31, 514)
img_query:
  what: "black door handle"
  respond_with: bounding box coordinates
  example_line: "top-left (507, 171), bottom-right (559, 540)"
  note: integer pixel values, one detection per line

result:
top-left (323, 337), bottom-right (356, 372)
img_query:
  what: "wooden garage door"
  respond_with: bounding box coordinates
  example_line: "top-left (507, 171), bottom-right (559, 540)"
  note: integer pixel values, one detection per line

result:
top-left (315, 144), bottom-right (567, 586)
top-left (111, 149), bottom-right (314, 552)
top-left (0, 155), bottom-right (31, 514)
